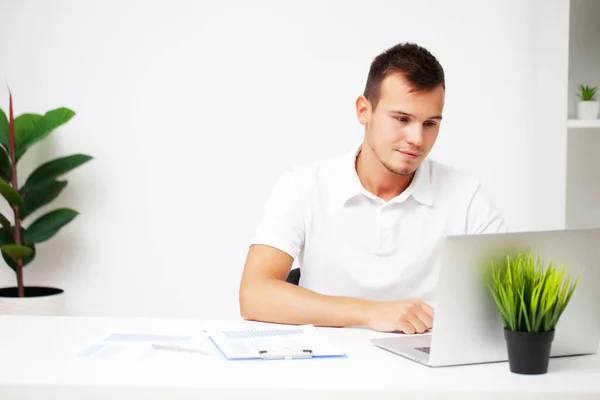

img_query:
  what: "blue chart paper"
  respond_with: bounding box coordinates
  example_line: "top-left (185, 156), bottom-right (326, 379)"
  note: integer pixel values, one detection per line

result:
top-left (206, 324), bottom-right (346, 360)
top-left (77, 332), bottom-right (203, 360)
top-left (103, 333), bottom-right (192, 342)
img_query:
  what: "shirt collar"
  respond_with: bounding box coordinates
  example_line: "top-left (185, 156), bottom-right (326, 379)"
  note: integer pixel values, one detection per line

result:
top-left (338, 145), bottom-right (434, 207)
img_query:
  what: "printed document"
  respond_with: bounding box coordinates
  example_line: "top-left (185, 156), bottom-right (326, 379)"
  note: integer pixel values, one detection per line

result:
top-left (206, 323), bottom-right (346, 360)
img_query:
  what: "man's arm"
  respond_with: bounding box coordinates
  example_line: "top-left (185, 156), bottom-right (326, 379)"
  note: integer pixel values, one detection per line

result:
top-left (239, 170), bottom-right (373, 326)
top-left (239, 244), bottom-right (375, 327)
top-left (239, 244), bottom-right (433, 332)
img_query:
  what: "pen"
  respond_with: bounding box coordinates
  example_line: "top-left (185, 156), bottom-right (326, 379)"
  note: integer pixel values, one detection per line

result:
top-left (151, 334), bottom-right (211, 355)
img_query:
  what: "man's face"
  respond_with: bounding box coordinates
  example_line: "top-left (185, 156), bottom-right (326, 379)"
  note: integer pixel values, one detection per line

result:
top-left (357, 73), bottom-right (444, 175)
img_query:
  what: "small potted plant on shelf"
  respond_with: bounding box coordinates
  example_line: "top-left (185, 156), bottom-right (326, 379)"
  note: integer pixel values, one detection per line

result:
top-left (0, 89), bottom-right (92, 315)
top-left (487, 251), bottom-right (580, 375)
top-left (576, 84), bottom-right (599, 120)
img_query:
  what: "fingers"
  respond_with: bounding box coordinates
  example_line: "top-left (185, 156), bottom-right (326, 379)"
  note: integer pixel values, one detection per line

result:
top-left (420, 302), bottom-right (435, 319)
top-left (403, 315), bottom-right (426, 334)
top-left (366, 299), bottom-right (435, 334)
top-left (397, 319), bottom-right (418, 335)
top-left (369, 317), bottom-right (422, 334)
top-left (413, 308), bottom-right (433, 331)
top-left (402, 300), bottom-right (434, 334)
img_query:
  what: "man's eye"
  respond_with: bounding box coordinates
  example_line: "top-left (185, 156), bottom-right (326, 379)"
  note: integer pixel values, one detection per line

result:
top-left (397, 117), bottom-right (409, 122)
top-left (425, 121), bottom-right (437, 127)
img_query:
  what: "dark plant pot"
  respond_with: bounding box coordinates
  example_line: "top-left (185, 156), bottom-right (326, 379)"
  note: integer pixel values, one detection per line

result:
top-left (0, 286), bottom-right (65, 315)
top-left (0, 286), bottom-right (63, 298)
top-left (504, 328), bottom-right (555, 374)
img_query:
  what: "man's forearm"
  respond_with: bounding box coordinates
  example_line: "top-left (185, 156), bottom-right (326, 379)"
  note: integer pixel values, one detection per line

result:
top-left (239, 278), bottom-right (376, 327)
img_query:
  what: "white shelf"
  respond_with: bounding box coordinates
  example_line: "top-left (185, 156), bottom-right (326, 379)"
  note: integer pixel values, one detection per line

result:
top-left (567, 119), bottom-right (600, 128)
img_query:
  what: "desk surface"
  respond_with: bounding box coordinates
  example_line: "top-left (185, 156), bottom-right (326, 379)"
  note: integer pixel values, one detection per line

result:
top-left (0, 315), bottom-right (598, 400)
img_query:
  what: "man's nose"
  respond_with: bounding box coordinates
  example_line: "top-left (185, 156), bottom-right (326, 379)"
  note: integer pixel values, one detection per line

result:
top-left (405, 124), bottom-right (423, 147)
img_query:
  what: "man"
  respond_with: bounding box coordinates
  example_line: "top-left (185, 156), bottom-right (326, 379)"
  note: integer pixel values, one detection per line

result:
top-left (239, 42), bottom-right (507, 334)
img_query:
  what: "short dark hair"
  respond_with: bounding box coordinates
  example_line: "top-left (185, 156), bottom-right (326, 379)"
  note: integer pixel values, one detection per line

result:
top-left (363, 42), bottom-right (445, 110)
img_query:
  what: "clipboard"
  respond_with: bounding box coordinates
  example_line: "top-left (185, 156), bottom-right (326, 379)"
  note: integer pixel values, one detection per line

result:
top-left (258, 349), bottom-right (314, 360)
top-left (205, 323), bottom-right (347, 360)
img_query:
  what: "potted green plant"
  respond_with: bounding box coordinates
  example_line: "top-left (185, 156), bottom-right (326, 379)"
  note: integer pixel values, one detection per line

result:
top-left (487, 251), bottom-right (580, 375)
top-left (576, 84), bottom-right (599, 120)
top-left (0, 89), bottom-right (92, 315)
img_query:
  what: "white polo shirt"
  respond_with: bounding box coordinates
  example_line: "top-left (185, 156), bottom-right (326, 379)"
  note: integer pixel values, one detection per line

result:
top-left (251, 147), bottom-right (508, 307)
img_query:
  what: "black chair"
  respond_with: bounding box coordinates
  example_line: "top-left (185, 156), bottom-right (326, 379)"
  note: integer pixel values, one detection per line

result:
top-left (286, 268), bottom-right (301, 285)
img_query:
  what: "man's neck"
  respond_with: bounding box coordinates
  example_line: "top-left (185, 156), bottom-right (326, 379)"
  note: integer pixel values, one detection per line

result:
top-left (355, 144), bottom-right (414, 202)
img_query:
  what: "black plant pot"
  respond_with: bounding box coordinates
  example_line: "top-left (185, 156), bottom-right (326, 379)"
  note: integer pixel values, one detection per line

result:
top-left (504, 328), bottom-right (555, 374)
top-left (0, 286), bottom-right (63, 298)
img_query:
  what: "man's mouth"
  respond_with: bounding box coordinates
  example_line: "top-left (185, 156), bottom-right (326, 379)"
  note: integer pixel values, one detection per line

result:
top-left (397, 150), bottom-right (420, 159)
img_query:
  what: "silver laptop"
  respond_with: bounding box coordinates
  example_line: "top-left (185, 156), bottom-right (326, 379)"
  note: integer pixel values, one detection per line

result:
top-left (371, 228), bottom-right (600, 367)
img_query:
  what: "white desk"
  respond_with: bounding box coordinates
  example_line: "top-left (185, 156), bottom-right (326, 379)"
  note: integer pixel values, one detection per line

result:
top-left (0, 315), bottom-right (598, 400)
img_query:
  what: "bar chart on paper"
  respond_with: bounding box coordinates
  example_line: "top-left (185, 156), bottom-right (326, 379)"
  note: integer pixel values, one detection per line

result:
top-left (206, 324), bottom-right (347, 360)
top-left (76, 331), bottom-right (209, 361)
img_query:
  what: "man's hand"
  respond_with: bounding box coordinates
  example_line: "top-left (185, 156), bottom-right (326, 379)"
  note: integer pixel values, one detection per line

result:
top-left (364, 299), bottom-right (434, 334)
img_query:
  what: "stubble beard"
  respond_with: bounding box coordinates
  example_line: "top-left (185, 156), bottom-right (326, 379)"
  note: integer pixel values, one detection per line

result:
top-left (382, 161), bottom-right (413, 176)
top-left (365, 133), bottom-right (416, 177)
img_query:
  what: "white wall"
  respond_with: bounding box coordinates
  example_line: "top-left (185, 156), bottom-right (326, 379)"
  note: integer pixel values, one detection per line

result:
top-left (567, 0), bottom-right (600, 118)
top-left (566, 0), bottom-right (600, 229)
top-left (566, 129), bottom-right (600, 229)
top-left (531, 0), bottom-right (570, 231)
top-left (0, 0), bottom-right (568, 318)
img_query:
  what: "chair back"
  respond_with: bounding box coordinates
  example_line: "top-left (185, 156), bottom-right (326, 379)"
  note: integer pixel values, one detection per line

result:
top-left (286, 268), bottom-right (301, 285)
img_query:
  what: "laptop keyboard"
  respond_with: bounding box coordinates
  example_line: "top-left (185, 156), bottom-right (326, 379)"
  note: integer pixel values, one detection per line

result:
top-left (415, 346), bottom-right (431, 354)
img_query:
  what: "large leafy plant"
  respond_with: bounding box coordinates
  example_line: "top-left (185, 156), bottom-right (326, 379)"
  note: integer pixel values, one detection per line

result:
top-left (487, 251), bottom-right (580, 333)
top-left (0, 90), bottom-right (92, 297)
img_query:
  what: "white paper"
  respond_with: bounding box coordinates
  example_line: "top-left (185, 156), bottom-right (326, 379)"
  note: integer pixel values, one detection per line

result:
top-left (77, 332), bottom-right (211, 361)
top-left (78, 342), bottom-right (157, 361)
top-left (206, 324), bottom-right (345, 359)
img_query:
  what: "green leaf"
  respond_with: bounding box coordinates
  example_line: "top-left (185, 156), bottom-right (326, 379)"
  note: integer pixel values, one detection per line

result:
top-left (0, 179), bottom-right (23, 206)
top-left (1, 243), bottom-right (33, 260)
top-left (22, 154), bottom-right (92, 191)
top-left (14, 113), bottom-right (42, 158)
top-left (520, 291), bottom-right (531, 332)
top-left (0, 148), bottom-right (12, 182)
top-left (0, 227), bottom-right (36, 271)
top-left (578, 85), bottom-right (598, 101)
top-left (0, 228), bottom-right (14, 270)
top-left (23, 208), bottom-right (78, 243)
top-left (0, 212), bottom-right (11, 230)
top-left (16, 108), bottom-right (75, 160)
top-left (20, 180), bottom-right (68, 220)
top-left (0, 109), bottom-right (8, 152)
top-left (486, 250), bottom-right (581, 333)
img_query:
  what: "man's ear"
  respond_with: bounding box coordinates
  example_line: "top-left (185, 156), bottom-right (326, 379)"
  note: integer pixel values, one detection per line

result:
top-left (355, 95), bottom-right (371, 125)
